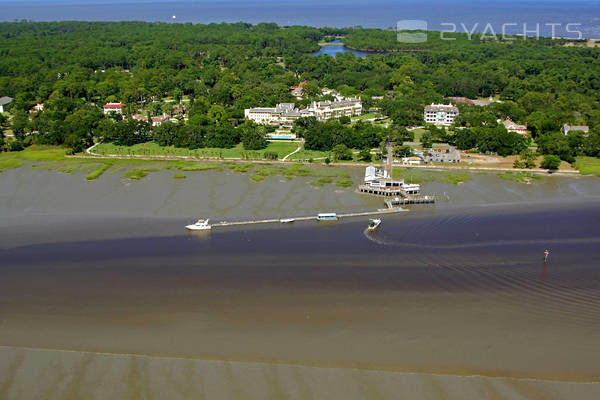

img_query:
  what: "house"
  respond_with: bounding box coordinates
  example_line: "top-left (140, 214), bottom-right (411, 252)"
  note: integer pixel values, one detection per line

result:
top-left (446, 96), bottom-right (474, 105)
top-left (446, 96), bottom-right (498, 107)
top-left (424, 103), bottom-right (459, 125)
top-left (0, 96), bottom-right (13, 113)
top-left (172, 104), bottom-right (186, 117)
top-left (32, 103), bottom-right (44, 112)
top-left (103, 102), bottom-right (126, 114)
top-left (472, 96), bottom-right (498, 107)
top-left (290, 81), bottom-right (309, 99)
top-left (562, 124), bottom-right (590, 136)
top-left (501, 118), bottom-right (528, 135)
top-left (132, 113), bottom-right (170, 126)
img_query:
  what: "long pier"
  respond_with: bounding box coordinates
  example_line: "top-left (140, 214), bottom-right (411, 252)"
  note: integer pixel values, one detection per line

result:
top-left (211, 208), bottom-right (407, 228)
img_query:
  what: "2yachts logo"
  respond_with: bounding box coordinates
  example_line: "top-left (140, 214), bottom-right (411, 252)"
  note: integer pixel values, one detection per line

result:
top-left (397, 20), bottom-right (583, 43)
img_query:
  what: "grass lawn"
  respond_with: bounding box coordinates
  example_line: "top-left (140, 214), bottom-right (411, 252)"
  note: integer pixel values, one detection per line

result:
top-left (94, 141), bottom-right (299, 160)
top-left (411, 128), bottom-right (429, 143)
top-left (353, 112), bottom-right (381, 120)
top-left (287, 148), bottom-right (331, 161)
top-left (575, 157), bottom-right (600, 176)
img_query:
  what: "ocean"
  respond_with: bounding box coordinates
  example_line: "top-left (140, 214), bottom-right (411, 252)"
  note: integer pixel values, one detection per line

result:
top-left (1, 0), bottom-right (599, 38)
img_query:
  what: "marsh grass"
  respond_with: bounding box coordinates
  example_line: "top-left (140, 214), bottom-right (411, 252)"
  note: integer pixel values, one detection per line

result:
top-left (86, 164), bottom-right (111, 180)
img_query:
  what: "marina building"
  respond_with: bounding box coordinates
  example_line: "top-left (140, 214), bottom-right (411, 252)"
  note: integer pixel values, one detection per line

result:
top-left (361, 166), bottom-right (421, 195)
top-left (424, 103), bottom-right (459, 125)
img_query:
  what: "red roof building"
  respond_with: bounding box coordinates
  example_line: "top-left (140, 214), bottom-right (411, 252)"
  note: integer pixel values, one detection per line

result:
top-left (103, 102), bottom-right (126, 114)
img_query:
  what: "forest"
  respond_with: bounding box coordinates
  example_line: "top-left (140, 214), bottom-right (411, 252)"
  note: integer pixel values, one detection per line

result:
top-left (0, 21), bottom-right (598, 162)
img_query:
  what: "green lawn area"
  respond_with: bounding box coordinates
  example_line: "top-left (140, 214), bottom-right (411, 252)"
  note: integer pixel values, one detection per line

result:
top-left (575, 157), bottom-right (600, 176)
top-left (411, 128), bottom-right (429, 143)
top-left (94, 141), bottom-right (299, 160)
top-left (353, 112), bottom-right (381, 120)
top-left (287, 148), bottom-right (331, 161)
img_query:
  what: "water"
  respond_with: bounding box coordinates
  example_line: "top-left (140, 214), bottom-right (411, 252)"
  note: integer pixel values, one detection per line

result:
top-left (312, 39), bottom-right (377, 58)
top-left (2, 0), bottom-right (599, 38)
top-left (1, 166), bottom-right (600, 397)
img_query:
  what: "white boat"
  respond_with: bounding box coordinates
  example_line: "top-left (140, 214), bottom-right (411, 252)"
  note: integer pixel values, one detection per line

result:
top-left (280, 218), bottom-right (295, 224)
top-left (186, 219), bottom-right (211, 231)
top-left (317, 213), bottom-right (338, 221)
top-left (368, 218), bottom-right (381, 230)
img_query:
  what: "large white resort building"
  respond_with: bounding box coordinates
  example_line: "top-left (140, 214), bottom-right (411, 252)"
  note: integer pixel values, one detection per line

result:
top-left (424, 103), bottom-right (459, 126)
top-left (245, 98), bottom-right (362, 125)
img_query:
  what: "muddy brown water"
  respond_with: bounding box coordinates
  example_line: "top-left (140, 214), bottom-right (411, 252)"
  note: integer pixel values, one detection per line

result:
top-left (1, 166), bottom-right (600, 399)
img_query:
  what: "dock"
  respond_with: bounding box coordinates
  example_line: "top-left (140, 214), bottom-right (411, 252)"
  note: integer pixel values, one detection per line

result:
top-left (211, 208), bottom-right (407, 228)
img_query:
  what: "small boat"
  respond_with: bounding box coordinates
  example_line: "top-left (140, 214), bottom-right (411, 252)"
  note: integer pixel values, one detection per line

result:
top-left (280, 218), bottom-right (295, 224)
top-left (368, 218), bottom-right (381, 230)
top-left (186, 219), bottom-right (211, 231)
top-left (317, 213), bottom-right (338, 221)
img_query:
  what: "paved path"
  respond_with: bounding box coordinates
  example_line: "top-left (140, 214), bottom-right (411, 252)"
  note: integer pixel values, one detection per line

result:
top-left (282, 139), bottom-right (304, 161)
top-left (85, 141), bottom-right (101, 155)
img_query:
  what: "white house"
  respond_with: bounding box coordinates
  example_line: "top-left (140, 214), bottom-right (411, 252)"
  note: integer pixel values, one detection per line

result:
top-left (0, 96), bottom-right (12, 113)
top-left (424, 103), bottom-right (459, 126)
top-left (501, 118), bottom-right (528, 135)
top-left (562, 124), bottom-right (589, 136)
top-left (103, 102), bottom-right (126, 114)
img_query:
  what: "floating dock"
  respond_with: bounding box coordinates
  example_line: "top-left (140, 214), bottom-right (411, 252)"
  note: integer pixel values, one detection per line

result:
top-left (211, 208), bottom-right (407, 228)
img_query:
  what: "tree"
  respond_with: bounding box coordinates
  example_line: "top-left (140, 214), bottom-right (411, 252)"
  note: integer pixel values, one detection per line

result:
top-left (239, 122), bottom-right (267, 150)
top-left (421, 132), bottom-right (433, 148)
top-left (332, 144), bottom-right (352, 161)
top-left (11, 112), bottom-right (29, 140)
top-left (519, 148), bottom-right (537, 169)
top-left (358, 148), bottom-right (372, 162)
top-left (540, 155), bottom-right (561, 171)
top-left (393, 144), bottom-right (412, 158)
top-left (173, 88), bottom-right (183, 104)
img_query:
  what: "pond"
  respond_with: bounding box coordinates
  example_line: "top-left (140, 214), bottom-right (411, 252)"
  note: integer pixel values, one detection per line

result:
top-left (311, 39), bottom-right (383, 58)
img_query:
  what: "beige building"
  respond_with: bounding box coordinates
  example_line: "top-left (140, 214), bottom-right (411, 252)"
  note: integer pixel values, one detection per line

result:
top-left (245, 98), bottom-right (362, 125)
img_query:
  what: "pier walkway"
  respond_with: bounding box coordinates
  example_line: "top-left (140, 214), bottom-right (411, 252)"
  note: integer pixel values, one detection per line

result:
top-left (211, 208), bottom-right (407, 228)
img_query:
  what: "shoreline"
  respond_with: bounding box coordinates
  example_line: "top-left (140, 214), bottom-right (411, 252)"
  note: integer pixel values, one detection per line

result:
top-left (2, 344), bottom-right (599, 384)
top-left (68, 153), bottom-right (582, 176)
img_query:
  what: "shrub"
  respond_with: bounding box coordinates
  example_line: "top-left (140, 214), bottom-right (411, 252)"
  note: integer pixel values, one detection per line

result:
top-left (540, 155), bottom-right (561, 170)
top-left (264, 151), bottom-right (278, 160)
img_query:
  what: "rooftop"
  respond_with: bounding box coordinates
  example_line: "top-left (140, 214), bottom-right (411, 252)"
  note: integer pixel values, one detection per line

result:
top-left (425, 103), bottom-right (458, 112)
